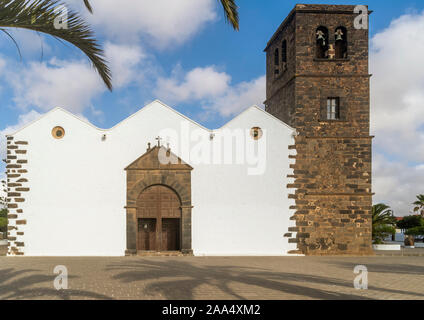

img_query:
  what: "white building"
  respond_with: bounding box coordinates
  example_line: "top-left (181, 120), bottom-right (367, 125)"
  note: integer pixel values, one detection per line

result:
top-left (5, 100), bottom-right (298, 256)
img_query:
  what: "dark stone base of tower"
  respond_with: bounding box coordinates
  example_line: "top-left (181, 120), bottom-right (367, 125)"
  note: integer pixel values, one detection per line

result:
top-left (288, 136), bottom-right (373, 255)
top-left (265, 4), bottom-right (373, 255)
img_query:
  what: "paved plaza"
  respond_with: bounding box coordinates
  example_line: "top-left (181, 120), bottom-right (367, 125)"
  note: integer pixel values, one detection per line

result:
top-left (0, 256), bottom-right (423, 300)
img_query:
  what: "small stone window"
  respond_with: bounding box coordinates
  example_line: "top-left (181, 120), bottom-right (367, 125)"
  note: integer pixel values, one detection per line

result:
top-left (274, 48), bottom-right (280, 75)
top-left (327, 98), bottom-right (340, 120)
top-left (281, 40), bottom-right (287, 70)
top-left (250, 127), bottom-right (263, 140)
top-left (282, 41), bottom-right (287, 63)
top-left (316, 26), bottom-right (329, 59)
top-left (52, 126), bottom-right (65, 139)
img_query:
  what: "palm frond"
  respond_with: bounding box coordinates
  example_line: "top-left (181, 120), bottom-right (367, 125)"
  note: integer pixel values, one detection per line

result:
top-left (219, 0), bottom-right (239, 31)
top-left (413, 194), bottom-right (424, 213)
top-left (0, 0), bottom-right (111, 90)
top-left (372, 203), bottom-right (396, 242)
top-left (0, 27), bottom-right (23, 60)
top-left (372, 203), bottom-right (395, 225)
top-left (83, 0), bottom-right (92, 14)
top-left (413, 194), bottom-right (424, 204)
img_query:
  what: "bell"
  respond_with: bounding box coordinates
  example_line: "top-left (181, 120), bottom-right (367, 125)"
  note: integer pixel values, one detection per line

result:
top-left (316, 30), bottom-right (326, 45)
top-left (335, 29), bottom-right (344, 41)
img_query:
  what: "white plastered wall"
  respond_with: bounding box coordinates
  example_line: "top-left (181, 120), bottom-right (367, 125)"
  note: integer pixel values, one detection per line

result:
top-left (9, 100), bottom-right (297, 256)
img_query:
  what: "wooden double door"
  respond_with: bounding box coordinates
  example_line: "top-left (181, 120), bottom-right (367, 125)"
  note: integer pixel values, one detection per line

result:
top-left (136, 185), bottom-right (181, 252)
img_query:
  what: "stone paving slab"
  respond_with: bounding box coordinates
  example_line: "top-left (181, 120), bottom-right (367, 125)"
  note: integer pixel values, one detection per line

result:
top-left (0, 245), bottom-right (7, 256)
top-left (375, 248), bottom-right (424, 256)
top-left (0, 256), bottom-right (423, 300)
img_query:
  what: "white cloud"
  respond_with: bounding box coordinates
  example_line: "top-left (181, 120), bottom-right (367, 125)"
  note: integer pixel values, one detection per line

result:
top-left (80, 0), bottom-right (217, 47)
top-left (0, 29), bottom-right (52, 58)
top-left (6, 42), bottom-right (146, 115)
top-left (206, 76), bottom-right (266, 117)
top-left (1, 0), bottom-right (220, 119)
top-left (104, 42), bottom-right (146, 88)
top-left (155, 65), bottom-right (265, 117)
top-left (9, 58), bottom-right (105, 114)
top-left (371, 11), bottom-right (424, 161)
top-left (373, 154), bottom-right (424, 216)
top-left (155, 65), bottom-right (231, 102)
top-left (0, 110), bottom-right (42, 160)
top-left (370, 11), bottom-right (424, 215)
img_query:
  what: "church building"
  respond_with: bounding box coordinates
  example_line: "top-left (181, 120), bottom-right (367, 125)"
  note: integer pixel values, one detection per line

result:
top-left (4, 4), bottom-right (373, 256)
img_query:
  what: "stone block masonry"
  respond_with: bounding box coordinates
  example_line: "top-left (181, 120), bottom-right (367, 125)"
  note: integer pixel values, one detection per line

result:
top-left (265, 4), bottom-right (373, 255)
top-left (5, 137), bottom-right (29, 256)
top-left (287, 135), bottom-right (373, 255)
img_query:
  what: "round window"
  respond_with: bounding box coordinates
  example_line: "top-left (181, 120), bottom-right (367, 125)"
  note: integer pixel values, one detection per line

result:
top-left (250, 127), bottom-right (263, 140)
top-left (52, 126), bottom-right (65, 139)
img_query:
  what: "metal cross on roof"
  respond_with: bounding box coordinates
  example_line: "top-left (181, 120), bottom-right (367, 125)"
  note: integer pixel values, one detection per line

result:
top-left (155, 136), bottom-right (162, 147)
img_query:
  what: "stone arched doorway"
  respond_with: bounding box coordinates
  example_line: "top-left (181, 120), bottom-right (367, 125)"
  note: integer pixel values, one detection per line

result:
top-left (125, 145), bottom-right (193, 255)
top-left (136, 185), bottom-right (182, 251)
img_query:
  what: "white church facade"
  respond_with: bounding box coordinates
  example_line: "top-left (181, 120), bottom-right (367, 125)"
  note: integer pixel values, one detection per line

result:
top-left (5, 100), bottom-right (298, 256)
top-left (5, 4), bottom-right (374, 257)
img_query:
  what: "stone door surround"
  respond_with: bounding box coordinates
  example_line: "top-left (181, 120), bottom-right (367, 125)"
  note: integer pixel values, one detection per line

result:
top-left (125, 146), bottom-right (193, 255)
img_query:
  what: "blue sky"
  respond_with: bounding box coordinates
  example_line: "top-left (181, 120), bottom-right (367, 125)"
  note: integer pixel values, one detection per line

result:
top-left (2, 0), bottom-right (423, 129)
top-left (1, 0), bottom-right (424, 215)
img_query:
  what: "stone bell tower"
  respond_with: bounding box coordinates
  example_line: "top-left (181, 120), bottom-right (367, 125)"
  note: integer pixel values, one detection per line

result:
top-left (265, 4), bottom-right (373, 255)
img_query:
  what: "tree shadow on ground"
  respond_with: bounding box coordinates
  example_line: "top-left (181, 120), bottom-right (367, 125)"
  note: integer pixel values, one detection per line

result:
top-left (0, 267), bottom-right (112, 300)
top-left (105, 259), bottom-right (389, 300)
top-left (324, 259), bottom-right (424, 277)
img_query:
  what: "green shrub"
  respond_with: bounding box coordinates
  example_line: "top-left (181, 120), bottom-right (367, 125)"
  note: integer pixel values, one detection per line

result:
top-left (0, 208), bottom-right (7, 218)
top-left (397, 215), bottom-right (424, 230)
top-left (0, 209), bottom-right (7, 233)
top-left (405, 226), bottom-right (424, 237)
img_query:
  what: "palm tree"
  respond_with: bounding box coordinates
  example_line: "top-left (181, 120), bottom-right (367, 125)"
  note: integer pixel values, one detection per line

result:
top-left (413, 194), bottom-right (424, 216)
top-left (1, 0), bottom-right (239, 92)
top-left (82, 0), bottom-right (240, 30)
top-left (372, 203), bottom-right (396, 244)
top-left (0, 0), bottom-right (112, 90)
